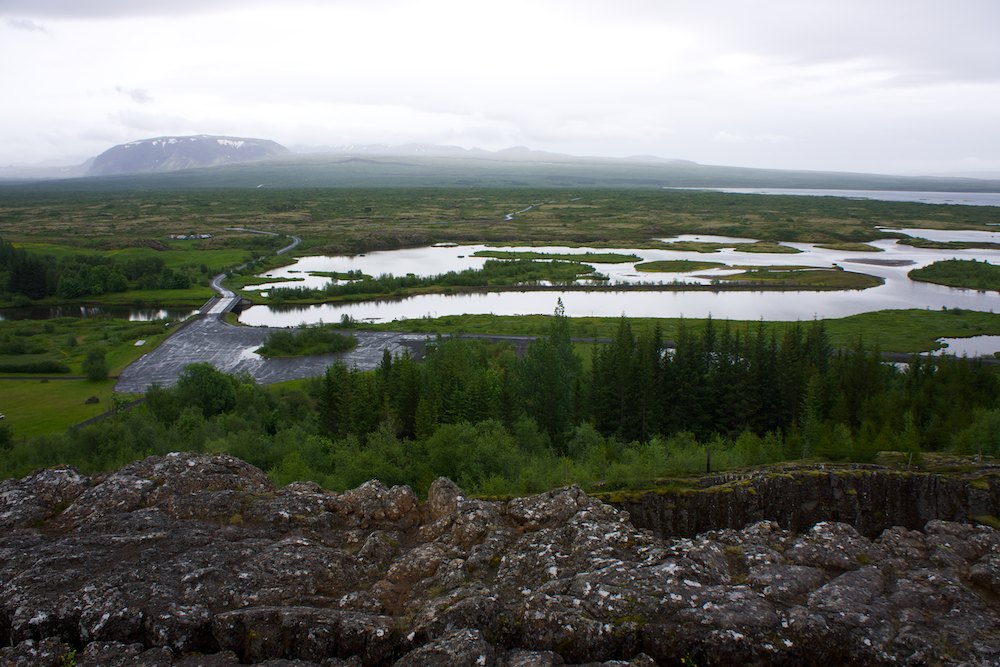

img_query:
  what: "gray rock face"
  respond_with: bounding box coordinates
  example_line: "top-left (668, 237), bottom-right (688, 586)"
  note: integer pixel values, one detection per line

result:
top-left (2, 453), bottom-right (1000, 665)
top-left (615, 465), bottom-right (1000, 538)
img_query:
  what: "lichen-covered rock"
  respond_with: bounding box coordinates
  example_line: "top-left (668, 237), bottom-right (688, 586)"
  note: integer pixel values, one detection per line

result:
top-left (211, 607), bottom-right (397, 665)
top-left (0, 466), bottom-right (86, 531)
top-left (0, 637), bottom-right (76, 667)
top-left (393, 628), bottom-right (498, 666)
top-left (78, 641), bottom-right (173, 666)
top-left (2, 454), bottom-right (999, 665)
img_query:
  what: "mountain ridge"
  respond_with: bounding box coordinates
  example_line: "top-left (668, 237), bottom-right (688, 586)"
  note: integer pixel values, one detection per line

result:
top-left (3, 137), bottom-right (1000, 192)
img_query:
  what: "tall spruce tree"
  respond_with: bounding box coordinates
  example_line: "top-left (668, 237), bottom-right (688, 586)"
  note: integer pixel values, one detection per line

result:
top-left (520, 300), bottom-right (580, 448)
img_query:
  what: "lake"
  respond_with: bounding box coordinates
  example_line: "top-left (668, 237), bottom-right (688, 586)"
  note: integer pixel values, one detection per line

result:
top-left (238, 232), bottom-right (1000, 327)
top-left (672, 188), bottom-right (1000, 207)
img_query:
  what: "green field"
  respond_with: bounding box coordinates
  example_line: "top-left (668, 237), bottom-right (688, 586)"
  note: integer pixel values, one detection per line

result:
top-left (472, 250), bottom-right (641, 263)
top-left (364, 308), bottom-right (1000, 353)
top-left (709, 268), bottom-right (882, 289)
top-left (900, 238), bottom-right (1000, 251)
top-left (15, 240), bottom-right (255, 272)
top-left (814, 242), bottom-right (884, 252)
top-left (660, 240), bottom-right (803, 254)
top-left (1, 378), bottom-right (134, 438)
top-left (635, 260), bottom-right (727, 272)
top-left (0, 317), bottom-right (173, 377)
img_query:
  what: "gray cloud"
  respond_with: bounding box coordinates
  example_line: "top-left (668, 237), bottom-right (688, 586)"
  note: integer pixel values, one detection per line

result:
top-left (4, 17), bottom-right (47, 32)
top-left (0, 0), bottom-right (380, 18)
top-left (0, 0), bottom-right (997, 175)
top-left (0, 0), bottom-right (241, 17)
top-left (115, 86), bottom-right (153, 104)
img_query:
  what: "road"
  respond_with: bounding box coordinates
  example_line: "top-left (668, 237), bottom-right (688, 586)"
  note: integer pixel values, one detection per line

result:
top-left (200, 229), bottom-right (301, 317)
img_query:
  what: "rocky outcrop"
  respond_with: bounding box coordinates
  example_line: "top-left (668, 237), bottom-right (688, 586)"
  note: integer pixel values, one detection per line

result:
top-left (2, 454), bottom-right (1000, 665)
top-left (611, 464), bottom-right (1000, 539)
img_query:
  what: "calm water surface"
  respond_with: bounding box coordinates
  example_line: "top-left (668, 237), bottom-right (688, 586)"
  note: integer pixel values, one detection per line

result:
top-left (0, 306), bottom-right (197, 322)
top-left (929, 335), bottom-right (1000, 357)
top-left (239, 230), bottom-right (1000, 326)
top-left (677, 188), bottom-right (1000, 207)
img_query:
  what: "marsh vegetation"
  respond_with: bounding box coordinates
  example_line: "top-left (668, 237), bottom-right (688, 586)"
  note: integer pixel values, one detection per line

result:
top-left (2, 185), bottom-right (999, 486)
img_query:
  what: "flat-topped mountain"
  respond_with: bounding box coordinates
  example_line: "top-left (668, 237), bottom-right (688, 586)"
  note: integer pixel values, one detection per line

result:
top-left (87, 135), bottom-right (290, 176)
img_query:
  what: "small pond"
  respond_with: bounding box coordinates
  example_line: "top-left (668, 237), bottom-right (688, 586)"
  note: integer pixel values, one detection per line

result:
top-left (928, 335), bottom-right (1000, 358)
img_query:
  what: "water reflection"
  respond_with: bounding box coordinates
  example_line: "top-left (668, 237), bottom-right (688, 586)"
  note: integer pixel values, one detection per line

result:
top-left (239, 280), bottom-right (997, 327)
top-left (678, 188), bottom-right (1000, 207)
top-left (246, 234), bottom-right (1000, 293)
top-left (928, 335), bottom-right (1000, 357)
top-left (0, 306), bottom-right (197, 322)
top-left (238, 228), bottom-right (1000, 327)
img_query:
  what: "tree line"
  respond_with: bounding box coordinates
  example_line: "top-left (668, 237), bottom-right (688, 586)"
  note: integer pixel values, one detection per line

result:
top-left (1, 304), bottom-right (997, 494)
top-left (0, 237), bottom-right (197, 303)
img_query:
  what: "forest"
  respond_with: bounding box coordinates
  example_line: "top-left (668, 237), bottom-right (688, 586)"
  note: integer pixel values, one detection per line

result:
top-left (2, 304), bottom-right (997, 496)
top-left (0, 237), bottom-right (195, 303)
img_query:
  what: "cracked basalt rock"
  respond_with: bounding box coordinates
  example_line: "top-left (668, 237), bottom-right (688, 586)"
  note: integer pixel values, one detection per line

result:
top-left (2, 453), bottom-right (1000, 665)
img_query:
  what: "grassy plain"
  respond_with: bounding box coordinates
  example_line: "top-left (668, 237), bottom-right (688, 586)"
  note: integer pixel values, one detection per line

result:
top-left (472, 250), bottom-right (641, 263)
top-left (2, 187), bottom-right (998, 258)
top-left (0, 317), bottom-right (173, 377)
top-left (659, 240), bottom-right (803, 254)
top-left (635, 260), bottom-right (727, 272)
top-left (1, 378), bottom-right (133, 438)
top-left (2, 186), bottom-right (998, 435)
top-left (814, 242), bottom-right (883, 252)
top-left (708, 268), bottom-right (882, 289)
top-left (900, 239), bottom-right (1000, 251)
top-left (366, 308), bottom-right (1000, 353)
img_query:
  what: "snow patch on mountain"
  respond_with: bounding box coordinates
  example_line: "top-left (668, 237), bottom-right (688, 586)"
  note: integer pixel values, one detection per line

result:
top-left (88, 135), bottom-right (289, 176)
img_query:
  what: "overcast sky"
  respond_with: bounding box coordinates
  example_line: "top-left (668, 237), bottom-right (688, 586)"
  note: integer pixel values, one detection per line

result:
top-left (2, 0), bottom-right (999, 175)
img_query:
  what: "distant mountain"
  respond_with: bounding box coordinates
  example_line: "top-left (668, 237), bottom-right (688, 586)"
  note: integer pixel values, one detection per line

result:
top-left (0, 159), bottom-right (91, 181)
top-left (5, 140), bottom-right (1000, 193)
top-left (87, 135), bottom-right (290, 176)
top-left (292, 142), bottom-right (695, 165)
